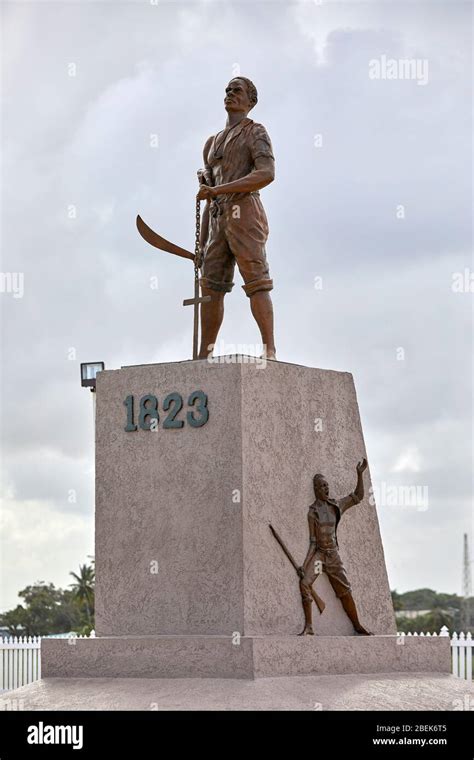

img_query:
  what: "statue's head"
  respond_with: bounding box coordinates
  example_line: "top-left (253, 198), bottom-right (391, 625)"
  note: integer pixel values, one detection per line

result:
top-left (224, 77), bottom-right (258, 115)
top-left (313, 473), bottom-right (330, 500)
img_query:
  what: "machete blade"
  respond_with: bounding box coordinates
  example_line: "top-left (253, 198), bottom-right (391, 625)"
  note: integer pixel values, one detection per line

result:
top-left (136, 215), bottom-right (195, 262)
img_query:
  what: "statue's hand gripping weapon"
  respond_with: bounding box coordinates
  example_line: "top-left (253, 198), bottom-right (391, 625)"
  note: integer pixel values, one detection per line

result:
top-left (269, 524), bottom-right (325, 614)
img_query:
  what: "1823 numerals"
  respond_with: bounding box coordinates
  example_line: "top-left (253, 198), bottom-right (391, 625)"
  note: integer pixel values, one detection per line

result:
top-left (123, 391), bottom-right (209, 431)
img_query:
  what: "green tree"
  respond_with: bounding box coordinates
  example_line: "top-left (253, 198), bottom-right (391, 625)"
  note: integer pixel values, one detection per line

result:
top-left (0, 605), bottom-right (29, 635)
top-left (398, 588), bottom-right (438, 610)
top-left (0, 560), bottom-right (96, 637)
top-left (0, 582), bottom-right (83, 637)
top-left (396, 609), bottom-right (454, 634)
top-left (392, 587), bottom-right (471, 633)
top-left (69, 563), bottom-right (95, 632)
top-left (391, 590), bottom-right (403, 611)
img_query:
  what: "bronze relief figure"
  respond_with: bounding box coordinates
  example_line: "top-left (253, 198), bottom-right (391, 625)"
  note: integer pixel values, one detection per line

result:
top-left (271, 459), bottom-right (372, 636)
top-left (298, 459), bottom-right (371, 636)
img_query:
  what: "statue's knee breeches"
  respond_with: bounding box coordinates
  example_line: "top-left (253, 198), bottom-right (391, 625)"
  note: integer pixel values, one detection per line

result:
top-left (299, 576), bottom-right (315, 603)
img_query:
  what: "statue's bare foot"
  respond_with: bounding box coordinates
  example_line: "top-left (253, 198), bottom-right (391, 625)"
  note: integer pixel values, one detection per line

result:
top-left (298, 626), bottom-right (314, 636)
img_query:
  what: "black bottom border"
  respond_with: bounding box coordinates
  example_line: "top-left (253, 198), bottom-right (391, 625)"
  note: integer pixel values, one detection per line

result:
top-left (0, 709), bottom-right (473, 757)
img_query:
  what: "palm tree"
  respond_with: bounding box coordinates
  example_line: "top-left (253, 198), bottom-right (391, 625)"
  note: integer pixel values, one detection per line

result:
top-left (69, 563), bottom-right (95, 626)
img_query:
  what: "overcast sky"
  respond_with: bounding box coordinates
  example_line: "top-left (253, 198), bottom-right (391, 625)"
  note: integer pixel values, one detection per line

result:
top-left (1, 0), bottom-right (472, 612)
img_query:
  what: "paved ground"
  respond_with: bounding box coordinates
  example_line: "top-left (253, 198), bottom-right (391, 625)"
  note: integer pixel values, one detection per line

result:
top-left (2, 673), bottom-right (474, 711)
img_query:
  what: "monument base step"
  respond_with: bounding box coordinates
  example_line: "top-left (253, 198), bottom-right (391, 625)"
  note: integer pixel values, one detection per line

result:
top-left (41, 635), bottom-right (451, 680)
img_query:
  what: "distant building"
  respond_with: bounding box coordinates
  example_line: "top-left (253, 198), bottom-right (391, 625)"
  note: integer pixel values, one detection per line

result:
top-left (395, 608), bottom-right (456, 620)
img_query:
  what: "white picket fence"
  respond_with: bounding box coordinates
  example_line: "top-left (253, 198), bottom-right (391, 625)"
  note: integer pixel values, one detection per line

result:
top-left (396, 626), bottom-right (473, 681)
top-left (451, 631), bottom-right (473, 681)
top-left (1, 636), bottom-right (41, 692)
top-left (0, 628), bottom-right (472, 691)
top-left (0, 633), bottom-right (95, 692)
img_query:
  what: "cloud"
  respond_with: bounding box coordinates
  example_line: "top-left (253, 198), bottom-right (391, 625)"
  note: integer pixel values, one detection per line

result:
top-left (391, 447), bottom-right (422, 473)
top-left (0, 0), bottom-right (472, 610)
top-left (0, 497), bottom-right (94, 609)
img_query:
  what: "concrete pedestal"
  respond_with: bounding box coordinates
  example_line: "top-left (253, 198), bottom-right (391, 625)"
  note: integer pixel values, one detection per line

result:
top-left (94, 359), bottom-right (395, 638)
top-left (41, 634), bottom-right (451, 680)
top-left (41, 359), bottom-right (442, 680)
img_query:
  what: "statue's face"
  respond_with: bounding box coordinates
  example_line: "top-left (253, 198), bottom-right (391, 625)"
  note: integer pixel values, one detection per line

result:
top-left (224, 79), bottom-right (251, 114)
top-left (314, 477), bottom-right (329, 500)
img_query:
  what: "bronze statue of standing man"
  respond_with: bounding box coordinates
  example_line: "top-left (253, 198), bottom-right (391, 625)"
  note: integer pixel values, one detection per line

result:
top-left (196, 77), bottom-right (276, 359)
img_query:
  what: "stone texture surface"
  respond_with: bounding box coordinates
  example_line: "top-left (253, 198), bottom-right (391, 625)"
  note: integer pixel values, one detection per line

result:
top-left (42, 636), bottom-right (254, 679)
top-left (94, 359), bottom-right (395, 640)
top-left (240, 362), bottom-right (395, 636)
top-left (41, 635), bottom-right (450, 679)
top-left (252, 634), bottom-right (451, 677)
top-left (95, 361), bottom-right (244, 636)
top-left (4, 673), bottom-right (473, 711)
